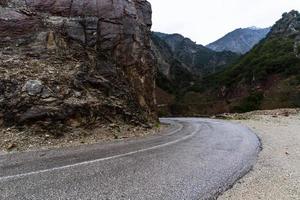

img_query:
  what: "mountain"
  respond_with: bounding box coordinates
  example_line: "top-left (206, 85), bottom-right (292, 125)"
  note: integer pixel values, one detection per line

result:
top-left (207, 27), bottom-right (271, 54)
top-left (154, 32), bottom-right (239, 75)
top-left (151, 32), bottom-right (239, 115)
top-left (151, 33), bottom-right (196, 89)
top-left (177, 10), bottom-right (300, 115)
top-left (0, 0), bottom-right (157, 131)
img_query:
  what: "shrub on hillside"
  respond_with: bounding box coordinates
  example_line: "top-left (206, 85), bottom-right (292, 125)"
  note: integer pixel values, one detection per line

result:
top-left (233, 92), bottom-right (264, 113)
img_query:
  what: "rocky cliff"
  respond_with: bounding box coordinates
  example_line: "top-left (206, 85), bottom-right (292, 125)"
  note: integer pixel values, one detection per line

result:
top-left (0, 0), bottom-right (157, 132)
top-left (207, 27), bottom-right (270, 54)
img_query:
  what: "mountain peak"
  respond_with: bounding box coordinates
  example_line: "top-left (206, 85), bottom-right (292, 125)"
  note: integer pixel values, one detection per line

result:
top-left (270, 10), bottom-right (300, 37)
top-left (283, 10), bottom-right (300, 17)
top-left (248, 26), bottom-right (264, 30)
top-left (206, 27), bottom-right (270, 54)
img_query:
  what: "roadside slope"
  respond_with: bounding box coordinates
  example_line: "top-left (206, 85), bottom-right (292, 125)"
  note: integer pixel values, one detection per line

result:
top-left (220, 109), bottom-right (300, 199)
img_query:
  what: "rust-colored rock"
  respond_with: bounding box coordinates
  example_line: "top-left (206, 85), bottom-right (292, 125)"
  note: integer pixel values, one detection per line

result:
top-left (0, 0), bottom-right (157, 130)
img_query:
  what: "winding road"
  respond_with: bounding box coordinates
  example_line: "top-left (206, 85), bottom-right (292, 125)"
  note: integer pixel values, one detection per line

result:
top-left (0, 118), bottom-right (260, 200)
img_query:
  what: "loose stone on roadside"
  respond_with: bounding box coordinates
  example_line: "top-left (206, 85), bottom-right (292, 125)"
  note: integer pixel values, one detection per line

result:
top-left (23, 80), bottom-right (44, 96)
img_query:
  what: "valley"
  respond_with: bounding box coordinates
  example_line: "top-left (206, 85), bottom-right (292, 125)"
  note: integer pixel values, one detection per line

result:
top-left (155, 10), bottom-right (300, 117)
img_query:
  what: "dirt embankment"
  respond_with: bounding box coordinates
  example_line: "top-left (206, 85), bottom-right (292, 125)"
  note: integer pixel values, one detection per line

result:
top-left (0, 124), bottom-right (166, 154)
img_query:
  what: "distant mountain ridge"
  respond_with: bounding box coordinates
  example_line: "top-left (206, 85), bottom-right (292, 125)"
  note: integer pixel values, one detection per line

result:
top-left (177, 10), bottom-right (300, 115)
top-left (151, 32), bottom-right (240, 115)
top-left (207, 27), bottom-right (271, 54)
top-left (153, 32), bottom-right (239, 76)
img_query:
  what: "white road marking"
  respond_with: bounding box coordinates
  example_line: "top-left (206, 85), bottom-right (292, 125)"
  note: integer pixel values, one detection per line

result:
top-left (0, 121), bottom-right (200, 181)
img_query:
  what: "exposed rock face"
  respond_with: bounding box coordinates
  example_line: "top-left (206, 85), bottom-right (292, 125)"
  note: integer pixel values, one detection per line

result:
top-left (271, 10), bottom-right (300, 36)
top-left (207, 27), bottom-right (270, 54)
top-left (0, 0), bottom-right (157, 130)
top-left (151, 33), bottom-right (193, 86)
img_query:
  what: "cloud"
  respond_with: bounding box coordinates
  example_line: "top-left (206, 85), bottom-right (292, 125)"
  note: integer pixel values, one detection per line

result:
top-left (148, 0), bottom-right (300, 45)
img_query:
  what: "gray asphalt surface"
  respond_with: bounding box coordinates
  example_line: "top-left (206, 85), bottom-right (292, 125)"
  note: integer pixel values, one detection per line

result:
top-left (0, 118), bottom-right (261, 200)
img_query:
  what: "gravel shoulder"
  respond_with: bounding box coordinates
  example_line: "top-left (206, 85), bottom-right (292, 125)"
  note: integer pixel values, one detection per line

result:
top-left (219, 109), bottom-right (300, 200)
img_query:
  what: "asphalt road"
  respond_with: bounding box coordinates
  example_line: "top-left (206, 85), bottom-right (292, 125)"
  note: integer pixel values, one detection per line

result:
top-left (0, 118), bottom-right (261, 200)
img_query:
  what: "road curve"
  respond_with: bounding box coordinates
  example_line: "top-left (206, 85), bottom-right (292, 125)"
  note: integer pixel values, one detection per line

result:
top-left (0, 118), bottom-right (260, 200)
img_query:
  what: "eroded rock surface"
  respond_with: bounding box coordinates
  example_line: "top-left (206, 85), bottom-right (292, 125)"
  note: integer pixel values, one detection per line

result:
top-left (0, 0), bottom-right (157, 132)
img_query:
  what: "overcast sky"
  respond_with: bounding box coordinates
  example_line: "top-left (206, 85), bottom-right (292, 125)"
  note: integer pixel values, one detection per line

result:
top-left (148, 0), bottom-right (300, 45)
